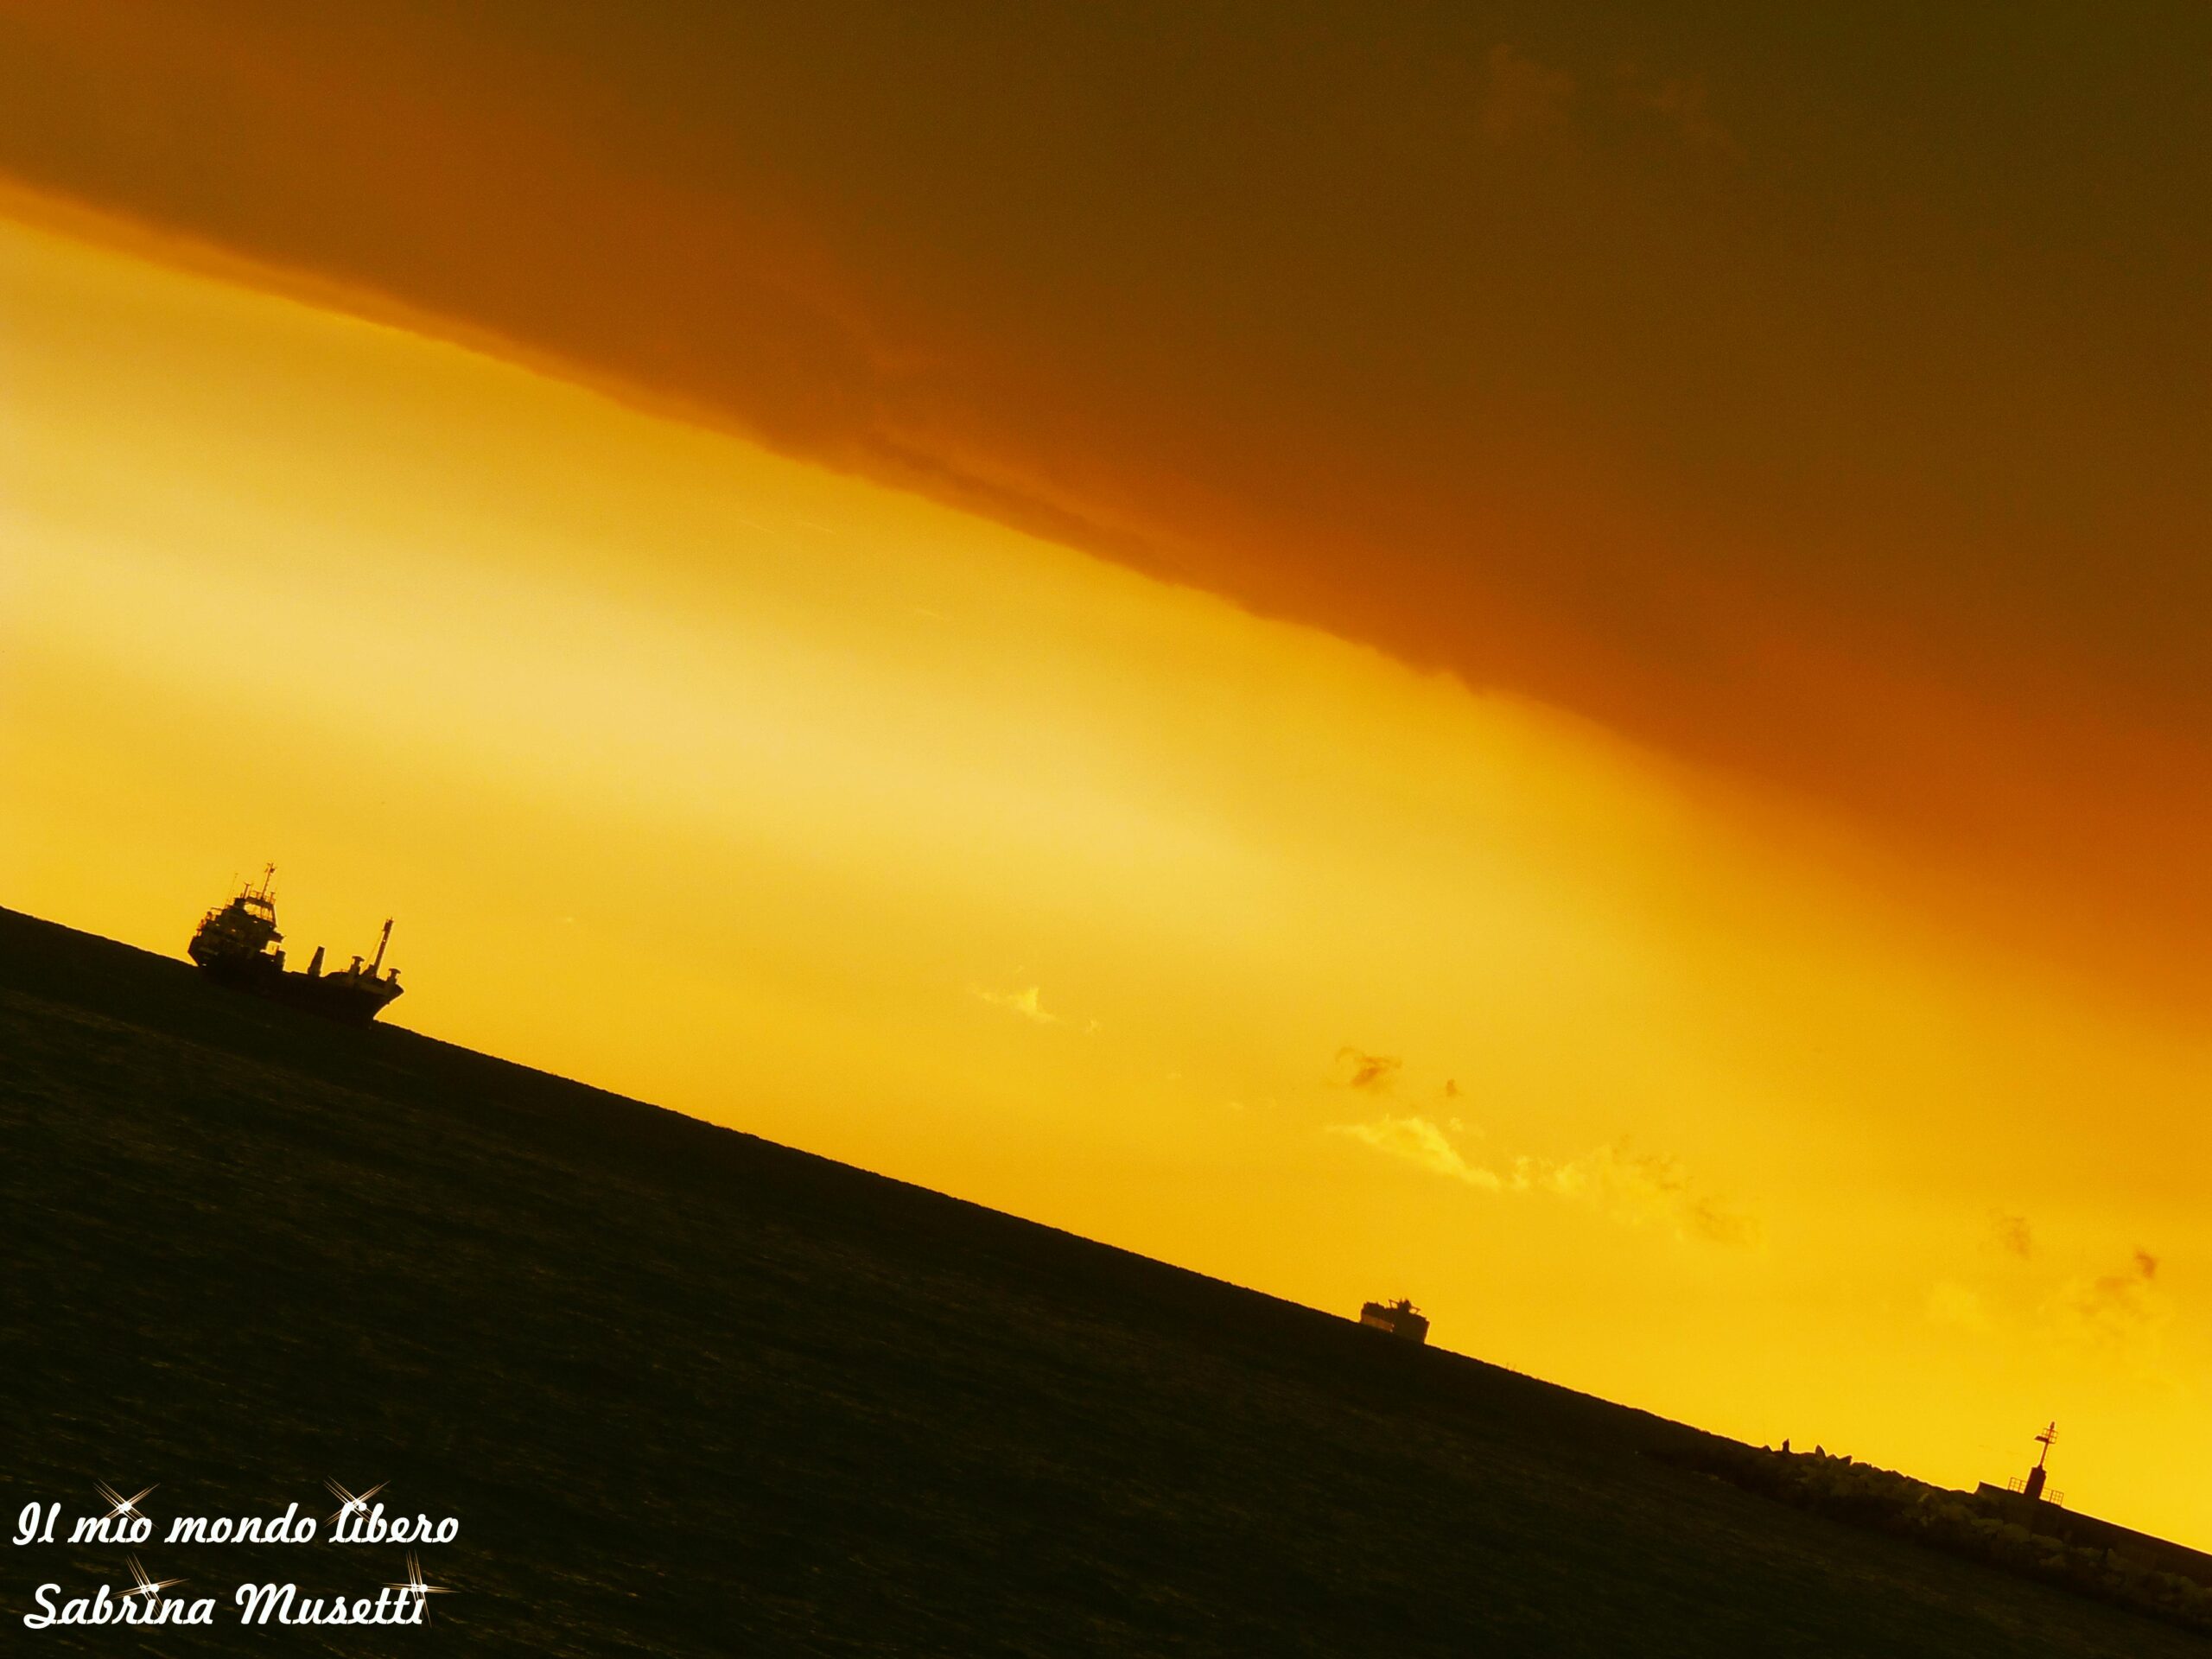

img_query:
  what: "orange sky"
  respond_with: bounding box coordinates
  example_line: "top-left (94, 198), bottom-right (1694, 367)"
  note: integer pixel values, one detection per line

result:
top-left (3, 1), bottom-right (2209, 999)
top-left (3, 4), bottom-right (2209, 1549)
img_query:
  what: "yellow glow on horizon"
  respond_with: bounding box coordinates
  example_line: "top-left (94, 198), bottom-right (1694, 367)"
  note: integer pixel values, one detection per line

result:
top-left (5, 213), bottom-right (2209, 1547)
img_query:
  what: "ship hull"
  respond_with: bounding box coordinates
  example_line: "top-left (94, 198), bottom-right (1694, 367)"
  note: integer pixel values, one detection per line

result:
top-left (188, 875), bottom-right (403, 1025)
top-left (269, 972), bottom-right (403, 1026)
top-left (191, 955), bottom-right (402, 1025)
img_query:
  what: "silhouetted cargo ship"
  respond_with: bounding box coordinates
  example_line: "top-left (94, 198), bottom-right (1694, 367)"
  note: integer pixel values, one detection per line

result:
top-left (189, 867), bottom-right (404, 1025)
top-left (1358, 1298), bottom-right (1430, 1344)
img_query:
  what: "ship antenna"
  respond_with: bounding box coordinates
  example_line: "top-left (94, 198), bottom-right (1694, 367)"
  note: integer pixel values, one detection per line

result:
top-left (257, 861), bottom-right (276, 900)
top-left (372, 918), bottom-right (393, 974)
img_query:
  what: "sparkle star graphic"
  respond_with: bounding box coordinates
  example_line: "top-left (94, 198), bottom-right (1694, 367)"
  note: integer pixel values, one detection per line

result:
top-left (124, 1555), bottom-right (184, 1602)
top-left (324, 1478), bottom-right (388, 1525)
top-left (385, 1551), bottom-right (454, 1621)
top-left (94, 1481), bottom-right (156, 1521)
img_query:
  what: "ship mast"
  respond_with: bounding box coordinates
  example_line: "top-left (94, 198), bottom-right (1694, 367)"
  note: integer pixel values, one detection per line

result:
top-left (372, 918), bottom-right (393, 975)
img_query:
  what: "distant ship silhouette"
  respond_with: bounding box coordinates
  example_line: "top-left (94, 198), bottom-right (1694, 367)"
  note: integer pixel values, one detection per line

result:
top-left (189, 866), bottom-right (404, 1025)
top-left (1358, 1297), bottom-right (1430, 1344)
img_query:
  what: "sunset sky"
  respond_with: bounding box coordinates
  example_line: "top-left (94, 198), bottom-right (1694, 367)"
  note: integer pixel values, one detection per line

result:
top-left (5, 4), bottom-right (2209, 1546)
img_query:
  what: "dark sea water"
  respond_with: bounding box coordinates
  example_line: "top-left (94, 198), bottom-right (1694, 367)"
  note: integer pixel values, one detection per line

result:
top-left (0, 908), bottom-right (2190, 1656)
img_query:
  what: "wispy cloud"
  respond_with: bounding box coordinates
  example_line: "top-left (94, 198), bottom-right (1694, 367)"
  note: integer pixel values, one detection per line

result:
top-left (1930, 1239), bottom-right (2178, 1382)
top-left (1927, 1280), bottom-right (1993, 1334)
top-left (1333, 1047), bottom-right (1402, 1092)
top-left (1332, 1115), bottom-right (1502, 1190)
top-left (1635, 76), bottom-right (1741, 159)
top-left (1521, 1141), bottom-right (1764, 1248)
top-left (2051, 1248), bottom-right (2167, 1357)
top-left (1482, 44), bottom-right (1573, 142)
top-left (1332, 1113), bottom-right (1758, 1246)
top-left (970, 984), bottom-right (1058, 1025)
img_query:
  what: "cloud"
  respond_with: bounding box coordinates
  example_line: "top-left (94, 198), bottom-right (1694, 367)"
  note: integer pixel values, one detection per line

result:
top-left (1635, 76), bottom-right (1741, 158)
top-left (2050, 1247), bottom-right (2169, 1362)
top-left (1932, 1243), bottom-right (2180, 1384)
top-left (1333, 1047), bottom-right (1402, 1092)
top-left (6, 5), bottom-right (2209, 998)
top-left (1332, 1115), bottom-right (1757, 1246)
top-left (1520, 1141), bottom-right (1764, 1248)
top-left (1481, 45), bottom-right (1573, 142)
top-left (1990, 1213), bottom-right (2034, 1258)
top-left (1927, 1280), bottom-right (1993, 1334)
top-left (970, 984), bottom-right (1058, 1025)
top-left (1332, 1115), bottom-right (1501, 1190)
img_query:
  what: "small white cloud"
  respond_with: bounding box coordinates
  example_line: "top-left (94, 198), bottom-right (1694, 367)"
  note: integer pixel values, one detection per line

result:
top-left (970, 984), bottom-right (1058, 1025)
top-left (1331, 1115), bottom-right (1503, 1191)
top-left (1927, 1281), bottom-right (1992, 1334)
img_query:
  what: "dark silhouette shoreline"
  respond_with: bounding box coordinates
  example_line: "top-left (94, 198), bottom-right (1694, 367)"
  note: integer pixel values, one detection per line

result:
top-left (1662, 1440), bottom-right (2212, 1637)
